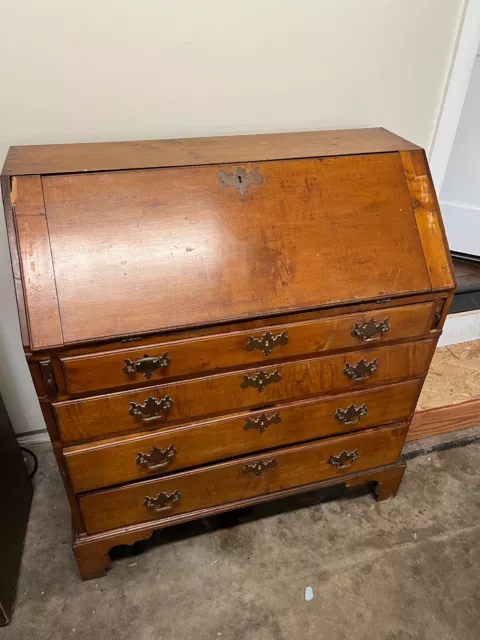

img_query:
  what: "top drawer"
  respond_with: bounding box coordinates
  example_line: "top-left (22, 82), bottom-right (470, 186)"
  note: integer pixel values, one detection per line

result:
top-left (61, 301), bottom-right (436, 395)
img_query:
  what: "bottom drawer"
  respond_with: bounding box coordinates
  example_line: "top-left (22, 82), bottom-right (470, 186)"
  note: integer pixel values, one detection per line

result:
top-left (79, 422), bottom-right (408, 534)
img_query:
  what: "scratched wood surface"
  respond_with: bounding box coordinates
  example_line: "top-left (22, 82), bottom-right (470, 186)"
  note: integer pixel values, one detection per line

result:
top-left (401, 150), bottom-right (455, 292)
top-left (41, 153), bottom-right (431, 345)
top-left (79, 423), bottom-right (408, 534)
top-left (12, 176), bottom-right (64, 349)
top-left (2, 128), bottom-right (419, 176)
top-left (1, 129), bottom-right (457, 580)
top-left (54, 339), bottom-right (434, 443)
top-left (65, 379), bottom-right (421, 492)
top-left (61, 300), bottom-right (436, 395)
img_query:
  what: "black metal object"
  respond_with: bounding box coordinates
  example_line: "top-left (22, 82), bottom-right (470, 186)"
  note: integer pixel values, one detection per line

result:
top-left (449, 255), bottom-right (480, 314)
top-left (0, 395), bottom-right (33, 625)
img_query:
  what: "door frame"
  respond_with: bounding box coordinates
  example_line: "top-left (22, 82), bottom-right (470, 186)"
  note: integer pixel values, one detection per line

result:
top-left (429, 0), bottom-right (480, 192)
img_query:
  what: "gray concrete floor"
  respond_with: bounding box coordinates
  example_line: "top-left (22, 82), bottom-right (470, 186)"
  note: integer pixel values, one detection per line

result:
top-left (1, 441), bottom-right (479, 640)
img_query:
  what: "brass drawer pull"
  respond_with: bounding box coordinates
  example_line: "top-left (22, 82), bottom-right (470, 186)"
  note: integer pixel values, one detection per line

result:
top-left (328, 449), bottom-right (359, 469)
top-left (351, 318), bottom-right (390, 341)
top-left (242, 458), bottom-right (278, 476)
top-left (334, 403), bottom-right (368, 425)
top-left (218, 167), bottom-right (263, 195)
top-left (243, 412), bottom-right (281, 433)
top-left (343, 358), bottom-right (378, 381)
top-left (122, 352), bottom-right (170, 379)
top-left (144, 490), bottom-right (181, 512)
top-left (129, 395), bottom-right (174, 421)
top-left (245, 330), bottom-right (289, 356)
top-left (241, 370), bottom-right (281, 393)
top-left (136, 444), bottom-right (177, 470)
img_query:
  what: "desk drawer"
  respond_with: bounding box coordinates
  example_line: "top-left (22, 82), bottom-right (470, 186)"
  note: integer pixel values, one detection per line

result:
top-left (79, 422), bottom-right (408, 534)
top-left (54, 339), bottom-right (434, 443)
top-left (65, 379), bottom-right (421, 492)
top-left (60, 302), bottom-right (436, 395)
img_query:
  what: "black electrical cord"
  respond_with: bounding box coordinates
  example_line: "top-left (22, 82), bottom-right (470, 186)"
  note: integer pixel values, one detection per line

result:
top-left (20, 446), bottom-right (39, 478)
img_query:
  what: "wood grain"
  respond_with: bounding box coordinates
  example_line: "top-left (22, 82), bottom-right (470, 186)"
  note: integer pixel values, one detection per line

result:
top-left (73, 459), bottom-right (406, 580)
top-left (61, 301), bottom-right (437, 395)
top-left (65, 379), bottom-right (421, 492)
top-left (2, 128), bottom-right (419, 176)
top-left (24, 291), bottom-right (444, 363)
top-left (41, 154), bottom-right (431, 345)
top-left (15, 215), bottom-right (63, 349)
top-left (11, 176), bottom-right (45, 216)
top-left (54, 339), bottom-right (435, 443)
top-left (2, 128), bottom-right (455, 580)
top-left (79, 423), bottom-right (408, 534)
top-left (408, 398), bottom-right (480, 441)
top-left (1, 176), bottom-right (30, 347)
top-left (401, 150), bottom-right (455, 292)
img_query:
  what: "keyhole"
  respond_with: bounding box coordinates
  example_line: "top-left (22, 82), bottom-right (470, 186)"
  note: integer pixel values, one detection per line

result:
top-left (237, 175), bottom-right (243, 184)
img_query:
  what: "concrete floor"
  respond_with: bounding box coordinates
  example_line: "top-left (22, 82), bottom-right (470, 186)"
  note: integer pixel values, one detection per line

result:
top-left (1, 441), bottom-right (479, 640)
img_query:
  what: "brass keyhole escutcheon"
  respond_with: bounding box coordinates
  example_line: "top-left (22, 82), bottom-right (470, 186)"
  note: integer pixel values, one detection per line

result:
top-left (218, 167), bottom-right (263, 195)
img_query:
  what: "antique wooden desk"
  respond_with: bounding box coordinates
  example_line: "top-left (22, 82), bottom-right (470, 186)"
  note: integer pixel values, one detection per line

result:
top-left (1, 128), bottom-right (455, 579)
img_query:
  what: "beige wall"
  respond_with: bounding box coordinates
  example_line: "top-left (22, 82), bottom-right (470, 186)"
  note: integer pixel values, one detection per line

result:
top-left (0, 0), bottom-right (465, 434)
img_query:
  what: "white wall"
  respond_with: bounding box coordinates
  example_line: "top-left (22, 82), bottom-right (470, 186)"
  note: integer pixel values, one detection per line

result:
top-left (0, 0), bottom-right (465, 434)
top-left (440, 44), bottom-right (480, 255)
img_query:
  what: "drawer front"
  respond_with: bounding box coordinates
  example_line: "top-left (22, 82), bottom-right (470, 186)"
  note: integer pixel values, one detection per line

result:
top-left (54, 339), bottom-right (434, 443)
top-left (79, 422), bottom-right (408, 534)
top-left (61, 302), bottom-right (436, 395)
top-left (66, 379), bottom-right (422, 492)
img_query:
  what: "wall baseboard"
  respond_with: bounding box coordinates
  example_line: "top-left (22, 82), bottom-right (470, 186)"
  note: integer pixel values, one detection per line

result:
top-left (439, 309), bottom-right (480, 345)
top-left (407, 397), bottom-right (480, 441)
top-left (17, 430), bottom-right (51, 446)
top-left (440, 201), bottom-right (480, 255)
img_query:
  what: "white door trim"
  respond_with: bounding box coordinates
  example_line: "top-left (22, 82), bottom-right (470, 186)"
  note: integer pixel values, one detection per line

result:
top-left (429, 0), bottom-right (480, 192)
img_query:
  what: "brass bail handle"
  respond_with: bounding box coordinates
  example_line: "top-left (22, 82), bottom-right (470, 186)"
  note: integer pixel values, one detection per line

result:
top-left (129, 395), bottom-right (174, 422)
top-left (136, 444), bottom-right (178, 470)
top-left (143, 490), bottom-right (181, 513)
top-left (122, 352), bottom-right (171, 379)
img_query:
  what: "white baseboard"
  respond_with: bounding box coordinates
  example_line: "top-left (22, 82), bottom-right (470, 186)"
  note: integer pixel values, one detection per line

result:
top-left (440, 201), bottom-right (480, 255)
top-left (17, 430), bottom-right (51, 446)
top-left (439, 309), bottom-right (480, 346)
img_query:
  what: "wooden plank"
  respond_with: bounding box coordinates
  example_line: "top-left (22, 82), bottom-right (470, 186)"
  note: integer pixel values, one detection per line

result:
top-left (2, 128), bottom-right (420, 176)
top-left (407, 398), bottom-right (480, 441)
top-left (54, 340), bottom-right (434, 443)
top-left (79, 423), bottom-right (408, 534)
top-left (400, 150), bottom-right (456, 292)
top-left (13, 177), bottom-right (64, 349)
top-left (11, 175), bottom-right (45, 215)
top-left (1, 176), bottom-right (30, 347)
top-left (42, 154), bottom-right (431, 345)
top-left (73, 459), bottom-right (406, 579)
top-left (64, 380), bottom-right (422, 493)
